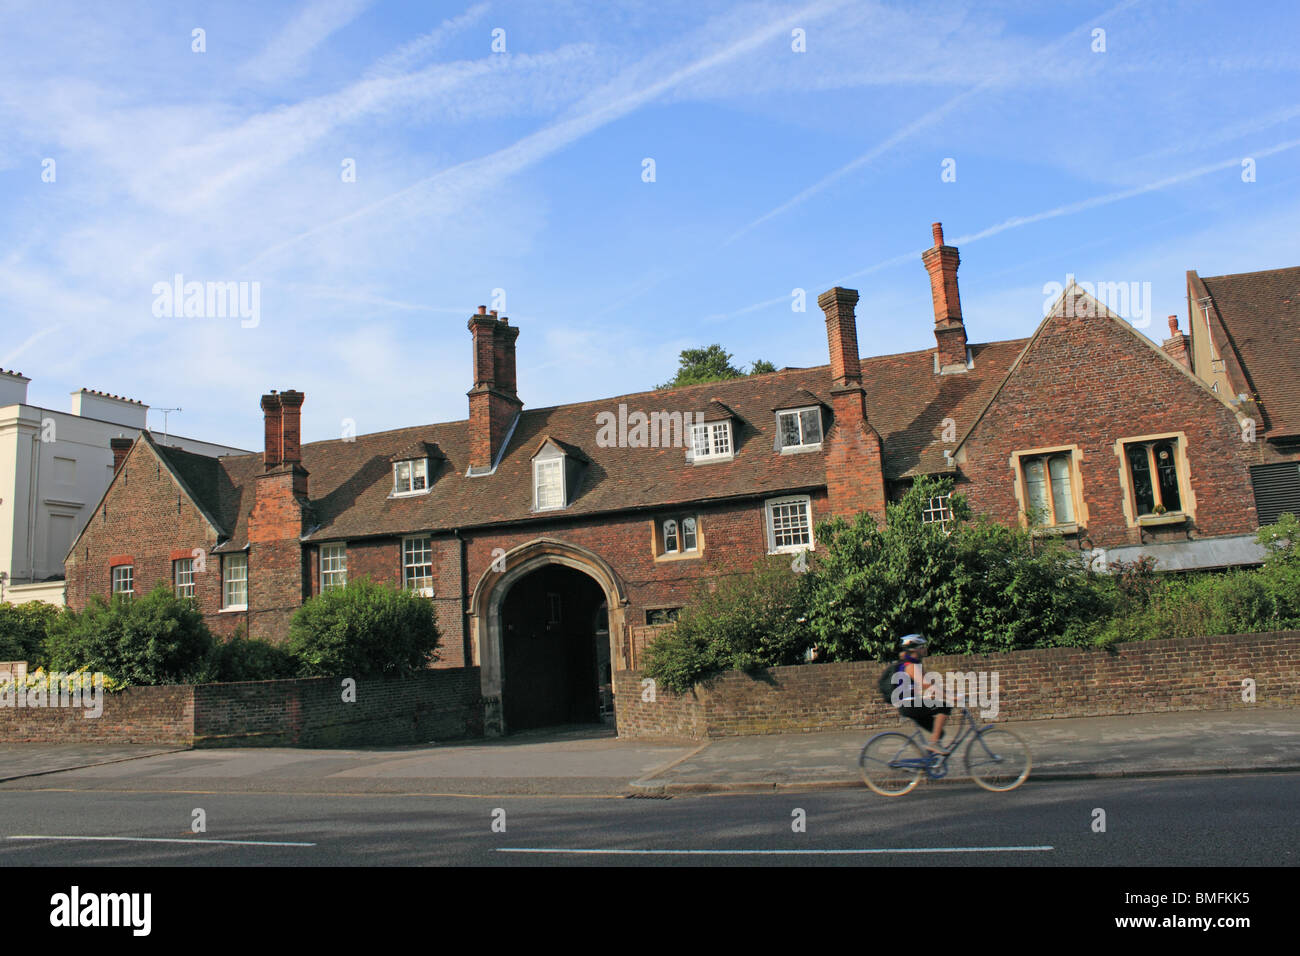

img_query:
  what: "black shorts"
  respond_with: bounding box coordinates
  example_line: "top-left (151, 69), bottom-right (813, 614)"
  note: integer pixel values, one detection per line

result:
top-left (898, 704), bottom-right (952, 733)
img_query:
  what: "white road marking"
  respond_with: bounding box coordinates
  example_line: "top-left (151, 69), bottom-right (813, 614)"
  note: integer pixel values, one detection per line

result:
top-left (8, 835), bottom-right (315, 847)
top-left (498, 845), bottom-right (1054, 855)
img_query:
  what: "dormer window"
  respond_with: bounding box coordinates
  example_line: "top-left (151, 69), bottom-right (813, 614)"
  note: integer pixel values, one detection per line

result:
top-left (534, 458), bottom-right (564, 510)
top-left (531, 435), bottom-right (589, 512)
top-left (689, 421), bottom-right (733, 462)
top-left (393, 458), bottom-right (429, 496)
top-left (388, 441), bottom-right (444, 498)
top-left (776, 406), bottom-right (823, 451)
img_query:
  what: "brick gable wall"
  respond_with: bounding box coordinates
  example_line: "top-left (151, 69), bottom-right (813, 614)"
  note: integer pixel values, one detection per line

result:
top-left (957, 307), bottom-right (1259, 548)
top-left (65, 441), bottom-right (230, 631)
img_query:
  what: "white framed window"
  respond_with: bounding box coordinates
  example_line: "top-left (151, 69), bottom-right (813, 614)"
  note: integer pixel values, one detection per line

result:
top-left (777, 406), bottom-right (823, 450)
top-left (320, 542), bottom-right (347, 591)
top-left (655, 515), bottom-right (701, 558)
top-left (393, 458), bottom-right (429, 496)
top-left (403, 536), bottom-right (433, 596)
top-left (174, 558), bottom-right (195, 599)
top-left (766, 495), bottom-right (814, 553)
top-left (663, 519), bottom-right (679, 553)
top-left (111, 565), bottom-right (133, 598)
top-left (681, 516), bottom-right (698, 551)
top-left (534, 457), bottom-right (565, 510)
top-left (921, 494), bottom-right (954, 533)
top-left (1020, 452), bottom-right (1076, 527)
top-left (689, 421), bottom-right (733, 462)
top-left (223, 553), bottom-right (248, 610)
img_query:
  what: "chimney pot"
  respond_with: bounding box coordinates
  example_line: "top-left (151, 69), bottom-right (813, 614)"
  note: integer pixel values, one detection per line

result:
top-left (279, 389), bottom-right (305, 466)
top-left (110, 437), bottom-right (133, 474)
top-left (467, 309), bottom-right (522, 472)
top-left (921, 223), bottom-right (967, 371)
top-left (1168, 315), bottom-right (1179, 335)
top-left (260, 392), bottom-right (283, 470)
top-left (817, 287), bottom-right (862, 388)
top-left (477, 305), bottom-right (487, 315)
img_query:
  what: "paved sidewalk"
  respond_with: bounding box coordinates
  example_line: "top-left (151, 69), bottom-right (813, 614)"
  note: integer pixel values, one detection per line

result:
top-left (0, 726), bottom-right (695, 796)
top-left (1, 710), bottom-right (1296, 796)
top-left (629, 709), bottom-right (1300, 793)
top-left (0, 744), bottom-right (185, 783)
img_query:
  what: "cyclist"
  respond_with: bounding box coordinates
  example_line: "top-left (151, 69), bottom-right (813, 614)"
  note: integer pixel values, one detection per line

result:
top-left (892, 634), bottom-right (952, 753)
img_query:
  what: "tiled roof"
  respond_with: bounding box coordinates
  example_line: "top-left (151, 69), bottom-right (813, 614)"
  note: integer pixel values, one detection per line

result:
top-left (1201, 266), bottom-right (1300, 437)
top-left (201, 340), bottom-right (1027, 549)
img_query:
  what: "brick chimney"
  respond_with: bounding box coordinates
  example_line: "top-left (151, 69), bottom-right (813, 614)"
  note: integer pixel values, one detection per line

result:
top-left (248, 389), bottom-right (310, 641)
top-left (279, 390), bottom-right (304, 465)
top-left (467, 307), bottom-right (522, 475)
top-left (818, 287), bottom-right (886, 522)
top-left (260, 392), bottom-right (282, 470)
top-left (1161, 315), bottom-right (1193, 371)
top-left (921, 222), bottom-right (969, 373)
top-left (110, 437), bottom-right (133, 473)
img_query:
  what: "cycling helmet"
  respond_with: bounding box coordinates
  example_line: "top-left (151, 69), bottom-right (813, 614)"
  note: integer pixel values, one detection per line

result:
top-left (899, 634), bottom-right (928, 648)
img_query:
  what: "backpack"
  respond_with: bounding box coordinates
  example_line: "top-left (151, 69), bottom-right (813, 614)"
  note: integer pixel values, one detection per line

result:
top-left (878, 662), bottom-right (906, 706)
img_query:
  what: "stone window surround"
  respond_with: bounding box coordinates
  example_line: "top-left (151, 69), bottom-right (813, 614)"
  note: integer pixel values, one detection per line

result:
top-left (1113, 431), bottom-right (1197, 528)
top-left (1008, 443), bottom-right (1089, 533)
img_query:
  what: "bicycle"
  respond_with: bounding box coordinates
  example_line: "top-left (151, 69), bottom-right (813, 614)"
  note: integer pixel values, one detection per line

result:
top-left (858, 703), bottom-right (1032, 796)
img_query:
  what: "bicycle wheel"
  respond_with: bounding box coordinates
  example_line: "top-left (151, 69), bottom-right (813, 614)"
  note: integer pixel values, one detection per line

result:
top-left (965, 727), bottom-right (1032, 792)
top-left (859, 732), bottom-right (926, 796)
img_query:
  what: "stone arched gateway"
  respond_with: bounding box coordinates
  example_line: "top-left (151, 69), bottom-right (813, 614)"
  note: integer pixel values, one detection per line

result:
top-left (468, 538), bottom-right (629, 735)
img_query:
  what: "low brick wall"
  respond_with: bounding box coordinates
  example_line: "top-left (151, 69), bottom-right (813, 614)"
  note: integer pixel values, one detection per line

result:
top-left (614, 631), bottom-right (1300, 739)
top-left (0, 683), bottom-right (196, 745)
top-left (193, 669), bottom-right (483, 747)
top-left (0, 668), bottom-right (483, 747)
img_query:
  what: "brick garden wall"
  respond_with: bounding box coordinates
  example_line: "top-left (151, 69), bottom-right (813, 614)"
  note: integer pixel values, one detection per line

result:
top-left (0, 668), bottom-right (482, 747)
top-left (193, 669), bottom-right (483, 746)
top-left (614, 630), bottom-right (1300, 739)
top-left (0, 683), bottom-right (197, 745)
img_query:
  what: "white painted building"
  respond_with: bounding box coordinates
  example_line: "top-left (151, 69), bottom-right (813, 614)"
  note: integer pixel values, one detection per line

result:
top-left (0, 368), bottom-right (250, 605)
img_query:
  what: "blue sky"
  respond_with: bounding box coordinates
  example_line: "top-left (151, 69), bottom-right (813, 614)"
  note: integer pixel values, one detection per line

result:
top-left (2, 0), bottom-right (1298, 450)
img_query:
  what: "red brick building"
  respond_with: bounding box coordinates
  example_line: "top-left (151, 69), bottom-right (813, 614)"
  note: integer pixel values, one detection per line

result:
top-left (65, 223), bottom-right (1277, 734)
top-left (1184, 266), bottom-right (1300, 525)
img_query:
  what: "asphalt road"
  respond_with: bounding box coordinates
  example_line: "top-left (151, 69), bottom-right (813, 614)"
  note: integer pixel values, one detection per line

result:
top-left (0, 772), bottom-right (1294, 867)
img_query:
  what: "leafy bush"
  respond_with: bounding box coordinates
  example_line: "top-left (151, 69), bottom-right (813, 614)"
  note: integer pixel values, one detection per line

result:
top-left (287, 577), bottom-right (440, 678)
top-left (44, 584), bottom-right (216, 686)
top-left (802, 476), bottom-right (1109, 661)
top-left (209, 627), bottom-right (300, 682)
top-left (0, 601), bottom-right (63, 664)
top-left (643, 556), bottom-right (812, 693)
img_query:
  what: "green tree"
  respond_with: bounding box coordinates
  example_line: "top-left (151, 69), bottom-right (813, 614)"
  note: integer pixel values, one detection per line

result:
top-left (800, 475), bottom-right (1107, 660)
top-left (0, 601), bottom-right (62, 665)
top-left (287, 577), bottom-right (440, 678)
top-left (642, 556), bottom-right (812, 693)
top-left (657, 345), bottom-right (775, 389)
top-left (44, 584), bottom-right (216, 685)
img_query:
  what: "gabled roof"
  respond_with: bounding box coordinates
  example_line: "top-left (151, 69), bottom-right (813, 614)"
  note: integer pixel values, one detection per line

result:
top-left (159, 340), bottom-right (1028, 550)
top-left (66, 431), bottom-right (229, 562)
top-left (951, 284), bottom-right (1241, 457)
top-left (389, 440), bottom-right (445, 463)
top-left (771, 388), bottom-right (827, 412)
top-left (1195, 266), bottom-right (1300, 437)
top-left (698, 399), bottom-right (737, 422)
top-left (532, 435), bottom-right (591, 463)
top-left (146, 434), bottom-right (233, 537)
